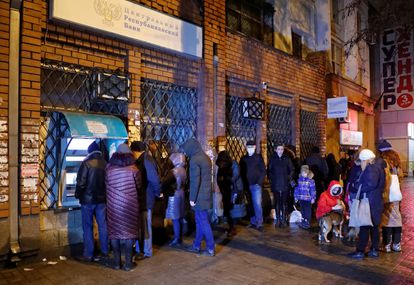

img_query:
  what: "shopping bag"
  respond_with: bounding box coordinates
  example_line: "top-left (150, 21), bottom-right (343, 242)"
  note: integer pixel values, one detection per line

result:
top-left (389, 174), bottom-right (402, 202)
top-left (230, 202), bottom-right (247, 219)
top-left (289, 205), bottom-right (302, 224)
top-left (349, 185), bottom-right (373, 227)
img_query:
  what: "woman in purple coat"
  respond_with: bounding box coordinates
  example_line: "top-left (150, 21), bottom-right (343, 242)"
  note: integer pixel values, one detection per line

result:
top-left (106, 143), bottom-right (142, 271)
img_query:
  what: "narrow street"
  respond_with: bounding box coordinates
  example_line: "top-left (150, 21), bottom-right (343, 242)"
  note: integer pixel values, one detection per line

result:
top-left (1, 178), bottom-right (414, 285)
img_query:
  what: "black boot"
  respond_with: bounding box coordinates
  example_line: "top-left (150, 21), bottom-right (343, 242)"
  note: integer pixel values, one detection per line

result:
top-left (123, 239), bottom-right (137, 271)
top-left (109, 239), bottom-right (121, 270)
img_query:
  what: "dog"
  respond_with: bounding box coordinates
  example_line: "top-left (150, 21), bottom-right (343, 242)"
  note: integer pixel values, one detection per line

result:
top-left (318, 201), bottom-right (346, 243)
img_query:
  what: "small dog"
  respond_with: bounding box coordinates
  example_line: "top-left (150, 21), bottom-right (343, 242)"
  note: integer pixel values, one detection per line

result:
top-left (318, 201), bottom-right (346, 243)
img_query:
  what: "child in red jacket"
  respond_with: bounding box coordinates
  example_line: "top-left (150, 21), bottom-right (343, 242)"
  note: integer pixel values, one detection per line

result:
top-left (316, 180), bottom-right (344, 220)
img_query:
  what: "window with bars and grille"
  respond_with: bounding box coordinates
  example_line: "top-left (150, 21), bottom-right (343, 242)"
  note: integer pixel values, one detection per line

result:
top-left (226, 0), bottom-right (274, 46)
top-left (226, 95), bottom-right (257, 162)
top-left (300, 110), bottom-right (320, 160)
top-left (39, 61), bottom-right (130, 209)
top-left (140, 79), bottom-right (197, 174)
top-left (267, 104), bottom-right (292, 159)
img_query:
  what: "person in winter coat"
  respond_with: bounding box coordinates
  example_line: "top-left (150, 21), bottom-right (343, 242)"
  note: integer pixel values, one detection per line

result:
top-left (181, 138), bottom-right (215, 256)
top-left (326, 153), bottom-right (342, 184)
top-left (216, 150), bottom-right (236, 236)
top-left (161, 153), bottom-right (187, 247)
top-left (284, 145), bottom-right (301, 213)
top-left (267, 144), bottom-right (294, 228)
top-left (294, 165), bottom-right (316, 229)
top-left (345, 159), bottom-right (362, 207)
top-left (316, 180), bottom-right (344, 220)
top-left (105, 143), bottom-right (142, 271)
top-left (349, 149), bottom-right (385, 259)
top-left (130, 141), bottom-right (162, 259)
top-left (75, 141), bottom-right (108, 262)
top-left (240, 141), bottom-right (266, 231)
top-left (379, 140), bottom-right (403, 253)
top-left (305, 146), bottom-right (329, 199)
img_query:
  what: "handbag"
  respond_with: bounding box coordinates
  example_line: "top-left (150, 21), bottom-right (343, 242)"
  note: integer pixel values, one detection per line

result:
top-left (349, 184), bottom-right (373, 227)
top-left (389, 174), bottom-right (402, 202)
top-left (230, 202), bottom-right (247, 219)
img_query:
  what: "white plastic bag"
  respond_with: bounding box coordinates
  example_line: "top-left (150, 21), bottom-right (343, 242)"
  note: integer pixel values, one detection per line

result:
top-left (213, 191), bottom-right (223, 219)
top-left (389, 174), bottom-right (402, 202)
top-left (289, 206), bottom-right (302, 224)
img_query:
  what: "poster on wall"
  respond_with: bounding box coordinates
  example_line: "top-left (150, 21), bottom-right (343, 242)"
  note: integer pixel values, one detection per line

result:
top-left (381, 29), bottom-right (414, 111)
top-left (50, 0), bottom-right (203, 58)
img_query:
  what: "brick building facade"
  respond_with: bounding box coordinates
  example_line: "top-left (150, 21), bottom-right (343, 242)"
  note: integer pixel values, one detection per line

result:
top-left (0, 0), bottom-right (328, 259)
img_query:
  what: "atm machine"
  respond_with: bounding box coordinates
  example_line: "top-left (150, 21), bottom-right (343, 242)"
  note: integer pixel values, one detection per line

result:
top-left (44, 111), bottom-right (128, 209)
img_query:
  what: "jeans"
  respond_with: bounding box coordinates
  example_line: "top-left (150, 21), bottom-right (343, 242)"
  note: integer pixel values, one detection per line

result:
top-left (81, 203), bottom-right (109, 258)
top-left (193, 210), bottom-right (215, 251)
top-left (172, 218), bottom-right (184, 240)
top-left (382, 227), bottom-right (402, 245)
top-left (357, 225), bottom-right (380, 252)
top-left (136, 209), bottom-right (152, 256)
top-left (299, 200), bottom-right (312, 225)
top-left (249, 184), bottom-right (263, 227)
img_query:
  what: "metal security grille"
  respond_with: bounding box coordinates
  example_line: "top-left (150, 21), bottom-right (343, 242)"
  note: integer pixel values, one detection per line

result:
top-left (41, 60), bottom-right (129, 116)
top-left (226, 95), bottom-right (257, 162)
top-left (267, 104), bottom-right (292, 158)
top-left (300, 110), bottom-right (320, 160)
top-left (39, 112), bottom-right (70, 209)
top-left (140, 79), bottom-right (197, 172)
top-left (39, 60), bottom-right (130, 209)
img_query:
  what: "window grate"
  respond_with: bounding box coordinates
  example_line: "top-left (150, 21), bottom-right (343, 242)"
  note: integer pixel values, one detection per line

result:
top-left (267, 104), bottom-right (292, 158)
top-left (41, 60), bottom-right (129, 116)
top-left (140, 79), bottom-right (197, 174)
top-left (300, 110), bottom-right (320, 160)
top-left (226, 95), bottom-right (257, 162)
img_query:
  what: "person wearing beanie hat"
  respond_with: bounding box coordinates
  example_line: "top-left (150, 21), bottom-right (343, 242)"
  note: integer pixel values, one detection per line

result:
top-left (75, 141), bottom-right (108, 263)
top-left (377, 140), bottom-right (393, 152)
top-left (294, 165), bottom-right (316, 229)
top-left (105, 141), bottom-right (142, 270)
top-left (130, 140), bottom-right (161, 260)
top-left (349, 147), bottom-right (385, 259)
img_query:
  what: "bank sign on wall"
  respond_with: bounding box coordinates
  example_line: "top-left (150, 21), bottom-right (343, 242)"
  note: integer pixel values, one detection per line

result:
top-left (50, 0), bottom-right (203, 58)
top-left (381, 29), bottom-right (414, 111)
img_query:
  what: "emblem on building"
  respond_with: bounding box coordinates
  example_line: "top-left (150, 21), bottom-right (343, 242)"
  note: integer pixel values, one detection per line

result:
top-left (94, 0), bottom-right (122, 27)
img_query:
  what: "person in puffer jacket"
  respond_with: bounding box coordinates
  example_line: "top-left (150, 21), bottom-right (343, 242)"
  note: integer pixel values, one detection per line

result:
top-left (316, 180), bottom-right (344, 220)
top-left (294, 165), bottom-right (316, 229)
top-left (106, 143), bottom-right (142, 271)
top-left (162, 153), bottom-right (187, 247)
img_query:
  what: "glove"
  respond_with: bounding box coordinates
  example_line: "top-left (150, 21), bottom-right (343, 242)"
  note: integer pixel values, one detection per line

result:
top-left (332, 204), bottom-right (343, 211)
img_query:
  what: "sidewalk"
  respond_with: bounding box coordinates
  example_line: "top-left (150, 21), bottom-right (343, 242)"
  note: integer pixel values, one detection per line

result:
top-left (1, 178), bottom-right (414, 285)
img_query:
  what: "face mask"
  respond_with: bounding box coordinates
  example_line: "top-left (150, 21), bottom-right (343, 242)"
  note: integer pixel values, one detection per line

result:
top-left (247, 147), bottom-right (255, 156)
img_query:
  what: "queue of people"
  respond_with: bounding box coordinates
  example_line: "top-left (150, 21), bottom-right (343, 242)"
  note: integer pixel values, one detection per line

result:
top-left (74, 137), bottom-right (404, 270)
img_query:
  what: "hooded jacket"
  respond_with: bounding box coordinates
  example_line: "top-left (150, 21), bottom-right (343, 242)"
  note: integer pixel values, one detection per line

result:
top-left (135, 151), bottom-right (161, 211)
top-left (75, 151), bottom-right (107, 205)
top-left (316, 180), bottom-right (343, 219)
top-left (181, 139), bottom-right (212, 211)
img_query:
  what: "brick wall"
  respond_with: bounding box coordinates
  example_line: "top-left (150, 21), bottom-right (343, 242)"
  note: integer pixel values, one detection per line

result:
top-left (223, 31), bottom-right (327, 156)
top-left (0, 0), bottom-right (9, 218)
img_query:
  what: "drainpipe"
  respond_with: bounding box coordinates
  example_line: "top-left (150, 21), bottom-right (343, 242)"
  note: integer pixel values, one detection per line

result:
top-left (8, 0), bottom-right (22, 260)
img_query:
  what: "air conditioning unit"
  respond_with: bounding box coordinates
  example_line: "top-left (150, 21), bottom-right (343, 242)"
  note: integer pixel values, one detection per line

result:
top-left (338, 116), bottom-right (351, 124)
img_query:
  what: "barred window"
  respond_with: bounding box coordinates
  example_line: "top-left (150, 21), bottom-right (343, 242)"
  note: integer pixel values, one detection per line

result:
top-left (227, 0), bottom-right (274, 46)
